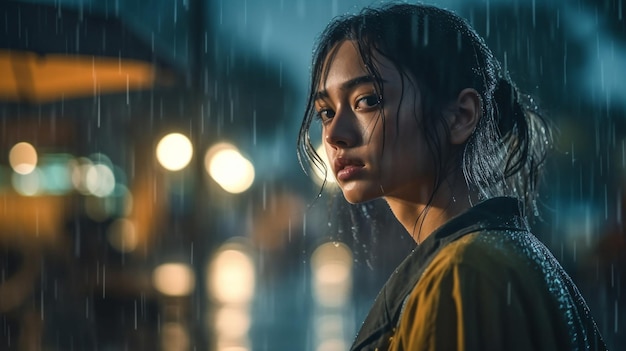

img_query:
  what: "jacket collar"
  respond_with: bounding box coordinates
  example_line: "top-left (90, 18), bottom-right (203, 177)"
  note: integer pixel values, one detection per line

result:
top-left (350, 197), bottom-right (527, 350)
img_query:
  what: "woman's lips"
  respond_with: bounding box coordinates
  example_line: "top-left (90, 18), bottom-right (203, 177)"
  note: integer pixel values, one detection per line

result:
top-left (334, 158), bottom-right (365, 181)
top-left (336, 164), bottom-right (364, 181)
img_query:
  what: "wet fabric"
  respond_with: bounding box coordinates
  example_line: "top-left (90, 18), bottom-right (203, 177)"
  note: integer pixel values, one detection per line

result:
top-left (350, 197), bottom-right (606, 351)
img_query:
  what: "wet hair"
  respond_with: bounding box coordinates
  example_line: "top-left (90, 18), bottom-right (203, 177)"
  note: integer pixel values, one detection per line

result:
top-left (297, 3), bottom-right (552, 215)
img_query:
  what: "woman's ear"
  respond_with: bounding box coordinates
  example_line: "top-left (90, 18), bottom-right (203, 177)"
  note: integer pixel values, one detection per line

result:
top-left (447, 88), bottom-right (482, 145)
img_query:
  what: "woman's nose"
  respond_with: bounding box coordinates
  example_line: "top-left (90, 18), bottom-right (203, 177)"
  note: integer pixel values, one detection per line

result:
top-left (324, 110), bottom-right (358, 148)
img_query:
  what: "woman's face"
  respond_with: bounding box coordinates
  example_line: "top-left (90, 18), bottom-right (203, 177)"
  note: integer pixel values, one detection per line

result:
top-left (315, 40), bottom-right (441, 204)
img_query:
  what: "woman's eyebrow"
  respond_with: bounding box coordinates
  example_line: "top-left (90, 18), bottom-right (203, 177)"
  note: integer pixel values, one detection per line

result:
top-left (314, 75), bottom-right (382, 101)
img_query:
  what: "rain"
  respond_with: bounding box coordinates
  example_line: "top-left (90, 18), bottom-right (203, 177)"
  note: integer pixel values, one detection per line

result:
top-left (0, 0), bottom-right (624, 350)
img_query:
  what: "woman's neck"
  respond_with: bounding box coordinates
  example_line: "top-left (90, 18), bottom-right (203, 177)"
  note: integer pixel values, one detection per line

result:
top-left (384, 174), bottom-right (473, 244)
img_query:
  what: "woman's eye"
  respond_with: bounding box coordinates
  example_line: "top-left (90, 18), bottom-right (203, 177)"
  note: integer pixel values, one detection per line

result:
top-left (356, 95), bottom-right (381, 109)
top-left (317, 109), bottom-right (335, 121)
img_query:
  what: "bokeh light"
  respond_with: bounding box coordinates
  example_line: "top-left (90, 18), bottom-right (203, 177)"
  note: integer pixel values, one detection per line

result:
top-left (316, 339), bottom-right (346, 351)
top-left (214, 305), bottom-right (252, 339)
top-left (86, 164), bottom-right (116, 197)
top-left (314, 315), bottom-right (344, 341)
top-left (69, 155), bottom-right (120, 198)
top-left (38, 154), bottom-right (74, 195)
top-left (311, 242), bottom-right (353, 308)
top-left (9, 142), bottom-right (38, 175)
top-left (217, 346), bottom-right (249, 351)
top-left (156, 133), bottom-right (194, 171)
top-left (70, 157), bottom-right (93, 195)
top-left (152, 263), bottom-right (196, 297)
top-left (107, 218), bottom-right (138, 253)
top-left (208, 244), bottom-right (255, 304)
top-left (11, 168), bottom-right (41, 196)
top-left (205, 143), bottom-right (255, 194)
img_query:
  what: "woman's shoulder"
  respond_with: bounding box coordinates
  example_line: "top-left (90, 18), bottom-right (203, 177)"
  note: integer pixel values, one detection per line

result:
top-left (421, 229), bottom-right (550, 289)
top-left (397, 228), bottom-right (606, 351)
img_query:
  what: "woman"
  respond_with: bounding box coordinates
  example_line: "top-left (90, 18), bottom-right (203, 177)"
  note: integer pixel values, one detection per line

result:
top-left (297, 3), bottom-right (607, 351)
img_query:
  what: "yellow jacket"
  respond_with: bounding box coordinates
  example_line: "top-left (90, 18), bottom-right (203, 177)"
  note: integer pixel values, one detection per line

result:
top-left (350, 197), bottom-right (606, 351)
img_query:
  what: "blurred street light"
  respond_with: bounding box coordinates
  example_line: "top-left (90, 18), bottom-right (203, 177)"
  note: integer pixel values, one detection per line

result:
top-left (205, 143), bottom-right (255, 194)
top-left (9, 142), bottom-right (37, 175)
top-left (152, 263), bottom-right (196, 297)
top-left (156, 133), bottom-right (194, 171)
top-left (208, 245), bottom-right (255, 304)
top-left (311, 242), bottom-right (353, 308)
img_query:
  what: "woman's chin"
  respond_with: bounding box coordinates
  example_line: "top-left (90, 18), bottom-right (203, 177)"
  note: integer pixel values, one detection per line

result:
top-left (340, 187), bottom-right (380, 204)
